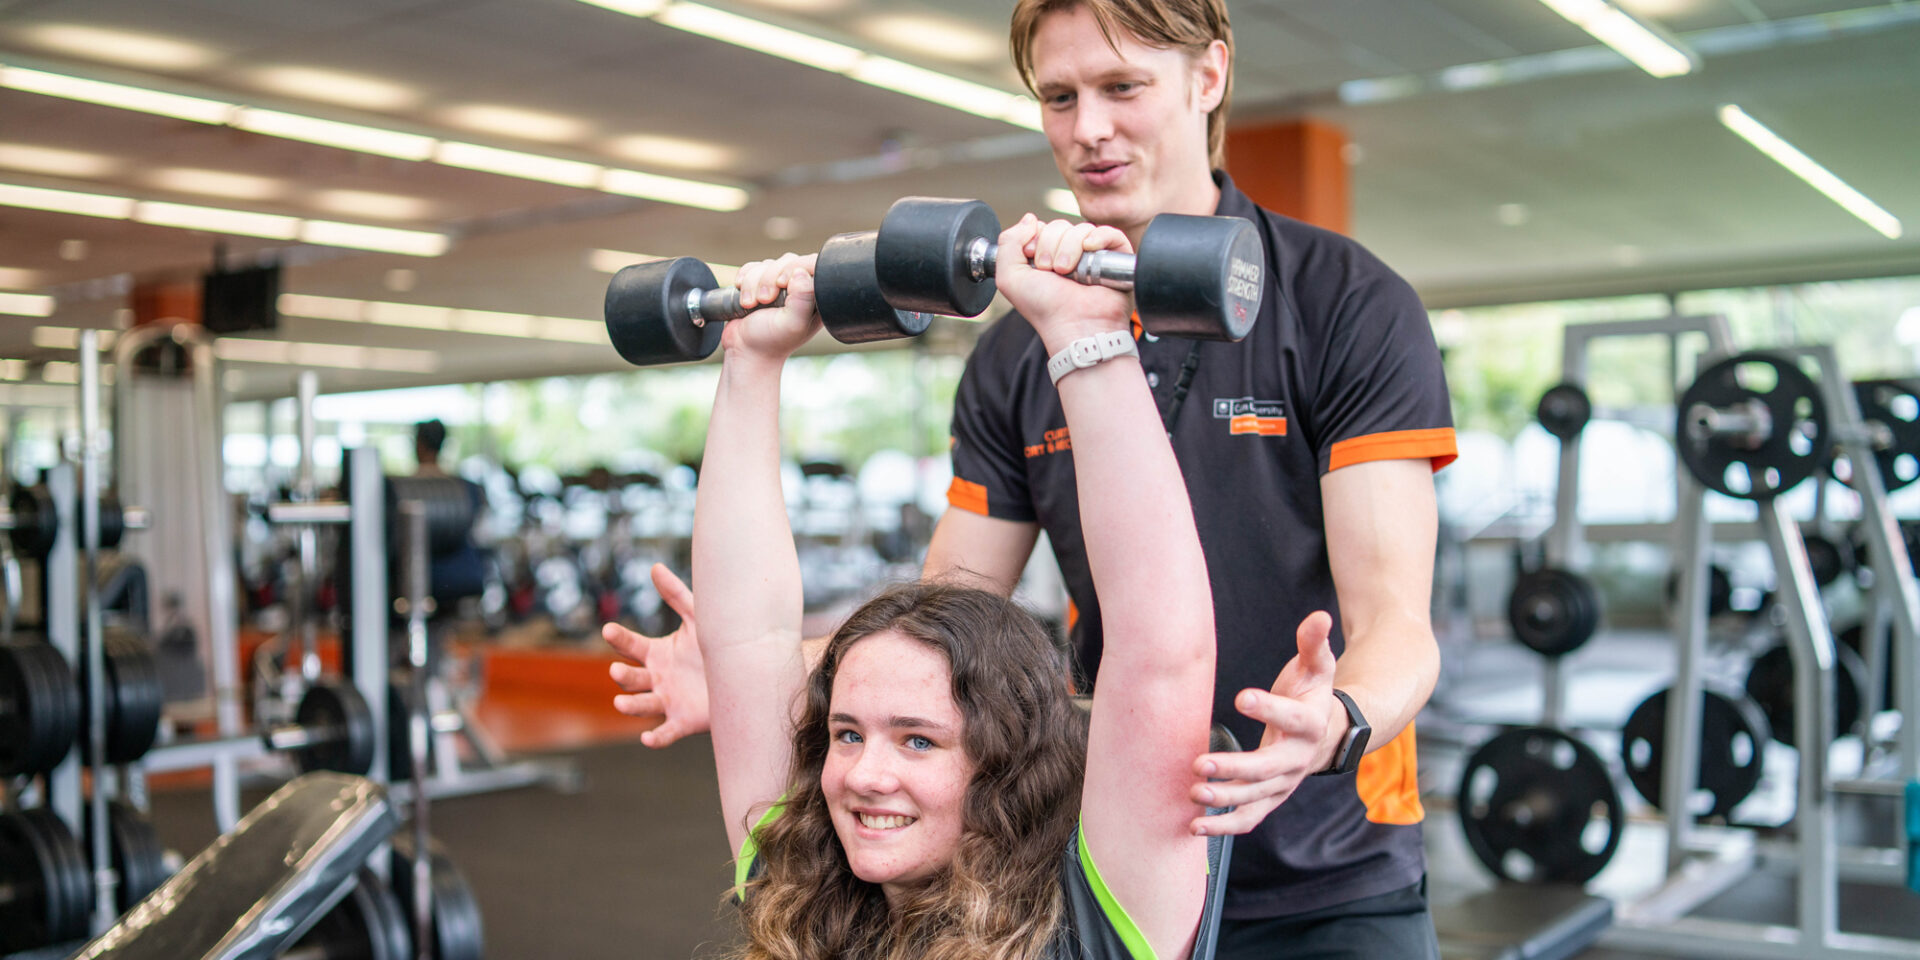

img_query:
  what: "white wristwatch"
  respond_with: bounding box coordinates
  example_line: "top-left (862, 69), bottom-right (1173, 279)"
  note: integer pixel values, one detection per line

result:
top-left (1047, 330), bottom-right (1138, 385)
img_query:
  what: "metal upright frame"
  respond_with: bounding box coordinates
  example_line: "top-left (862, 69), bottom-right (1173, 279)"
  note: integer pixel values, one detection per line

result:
top-left (139, 445), bottom-right (392, 825)
top-left (112, 323), bottom-right (245, 829)
top-left (1539, 315), bottom-right (1735, 729)
top-left (43, 462), bottom-right (83, 833)
top-left (1605, 343), bottom-right (1920, 959)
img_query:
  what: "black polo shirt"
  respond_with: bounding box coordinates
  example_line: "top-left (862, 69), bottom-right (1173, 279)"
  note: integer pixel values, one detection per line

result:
top-left (946, 172), bottom-right (1455, 920)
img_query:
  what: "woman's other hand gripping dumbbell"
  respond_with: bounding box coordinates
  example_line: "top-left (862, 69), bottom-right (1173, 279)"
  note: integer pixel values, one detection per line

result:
top-left (722, 253), bottom-right (823, 366)
top-left (993, 213), bottom-right (1136, 358)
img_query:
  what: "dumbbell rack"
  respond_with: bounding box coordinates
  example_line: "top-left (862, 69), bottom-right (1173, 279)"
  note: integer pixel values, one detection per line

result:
top-left (109, 323), bottom-right (246, 828)
top-left (0, 331), bottom-right (170, 943)
top-left (1605, 343), bottom-right (1920, 960)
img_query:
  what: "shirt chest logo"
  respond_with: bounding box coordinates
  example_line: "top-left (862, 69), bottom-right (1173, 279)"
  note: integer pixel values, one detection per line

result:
top-left (1213, 397), bottom-right (1288, 437)
top-left (1024, 426), bottom-right (1073, 459)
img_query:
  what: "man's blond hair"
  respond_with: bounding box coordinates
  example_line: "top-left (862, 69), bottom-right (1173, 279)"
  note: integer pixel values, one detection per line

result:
top-left (1010, 0), bottom-right (1235, 168)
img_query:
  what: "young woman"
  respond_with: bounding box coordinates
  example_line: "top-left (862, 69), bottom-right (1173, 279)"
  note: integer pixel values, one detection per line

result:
top-left (677, 215), bottom-right (1216, 960)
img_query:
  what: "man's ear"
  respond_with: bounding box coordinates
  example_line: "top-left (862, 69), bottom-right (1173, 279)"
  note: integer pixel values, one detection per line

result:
top-left (1193, 38), bottom-right (1229, 112)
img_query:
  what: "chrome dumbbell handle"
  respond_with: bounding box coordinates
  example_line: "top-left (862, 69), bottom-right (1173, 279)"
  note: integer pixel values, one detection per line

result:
top-left (963, 236), bottom-right (1136, 291)
top-left (685, 286), bottom-right (789, 327)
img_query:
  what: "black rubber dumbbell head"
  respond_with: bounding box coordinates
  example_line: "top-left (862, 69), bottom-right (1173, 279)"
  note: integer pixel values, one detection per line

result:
top-left (1134, 214), bottom-right (1263, 342)
top-left (816, 231), bottom-right (936, 344)
top-left (605, 257), bottom-right (725, 367)
top-left (875, 197), bottom-right (1002, 318)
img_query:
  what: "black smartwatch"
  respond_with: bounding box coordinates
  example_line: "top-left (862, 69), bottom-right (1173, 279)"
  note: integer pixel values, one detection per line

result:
top-left (1314, 689), bottom-right (1371, 776)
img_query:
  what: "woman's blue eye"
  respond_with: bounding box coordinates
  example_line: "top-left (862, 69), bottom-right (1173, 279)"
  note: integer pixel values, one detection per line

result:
top-left (835, 729), bottom-right (862, 744)
top-left (906, 735), bottom-right (935, 751)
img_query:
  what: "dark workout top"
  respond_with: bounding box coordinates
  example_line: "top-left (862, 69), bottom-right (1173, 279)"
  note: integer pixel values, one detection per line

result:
top-left (946, 172), bottom-right (1456, 919)
top-left (736, 808), bottom-right (1169, 960)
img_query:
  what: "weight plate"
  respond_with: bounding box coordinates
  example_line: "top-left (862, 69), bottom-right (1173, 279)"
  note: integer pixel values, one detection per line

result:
top-left (603, 257), bottom-right (724, 367)
top-left (1853, 379), bottom-right (1920, 492)
top-left (1507, 567), bottom-right (1602, 657)
top-left (292, 870), bottom-right (411, 960)
top-left (1851, 520), bottom-right (1920, 581)
top-left (1743, 639), bottom-right (1868, 747)
top-left (386, 476), bottom-right (481, 556)
top-left (293, 681), bottom-right (376, 775)
top-left (386, 672), bottom-right (436, 783)
top-left (89, 801), bottom-right (168, 913)
top-left (815, 230), bottom-right (935, 345)
top-left (1134, 213), bottom-right (1264, 342)
top-left (1665, 564), bottom-right (1735, 618)
top-left (1676, 353), bottom-right (1826, 500)
top-left (81, 629), bottom-right (165, 765)
top-left (875, 196), bottom-right (1001, 318)
top-left (1457, 727), bottom-right (1622, 884)
top-left (1620, 686), bottom-right (1769, 820)
top-left (1838, 621), bottom-right (1896, 712)
top-left (0, 809), bottom-right (91, 952)
top-left (1801, 534), bottom-right (1851, 588)
top-left (94, 493), bottom-right (127, 550)
top-left (391, 837), bottom-right (486, 960)
top-left (0, 637), bottom-right (82, 777)
top-left (6, 487), bottom-right (57, 557)
top-left (1536, 383), bottom-right (1592, 441)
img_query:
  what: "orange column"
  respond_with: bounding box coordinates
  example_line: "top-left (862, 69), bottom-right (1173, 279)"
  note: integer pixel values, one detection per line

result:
top-left (130, 276), bottom-right (202, 327)
top-left (1225, 119), bottom-right (1351, 235)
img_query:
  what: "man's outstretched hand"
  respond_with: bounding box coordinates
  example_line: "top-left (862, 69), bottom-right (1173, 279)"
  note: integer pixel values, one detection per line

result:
top-left (604, 564), bottom-right (709, 748)
top-left (1189, 610), bottom-right (1340, 836)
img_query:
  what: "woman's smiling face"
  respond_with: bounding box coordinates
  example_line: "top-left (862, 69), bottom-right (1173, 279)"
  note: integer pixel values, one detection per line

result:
top-left (820, 630), bottom-right (974, 905)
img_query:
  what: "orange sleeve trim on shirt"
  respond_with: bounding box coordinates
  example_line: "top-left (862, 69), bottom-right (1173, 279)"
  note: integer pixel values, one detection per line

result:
top-left (1354, 722), bottom-right (1424, 826)
top-left (1327, 427), bottom-right (1458, 473)
top-left (946, 477), bottom-right (990, 516)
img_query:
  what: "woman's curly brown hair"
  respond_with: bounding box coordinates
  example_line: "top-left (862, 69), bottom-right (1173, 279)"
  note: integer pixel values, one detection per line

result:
top-left (734, 581), bottom-right (1090, 960)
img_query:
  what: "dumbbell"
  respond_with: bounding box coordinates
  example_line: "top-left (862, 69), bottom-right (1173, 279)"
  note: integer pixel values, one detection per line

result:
top-left (2, 488), bottom-right (149, 557)
top-left (262, 678), bottom-right (461, 778)
top-left (872, 196), bottom-right (1264, 342)
top-left (605, 231), bottom-right (934, 367)
top-left (264, 681), bottom-right (377, 776)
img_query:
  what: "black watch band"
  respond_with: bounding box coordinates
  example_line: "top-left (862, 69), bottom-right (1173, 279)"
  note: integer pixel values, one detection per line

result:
top-left (1314, 689), bottom-right (1371, 777)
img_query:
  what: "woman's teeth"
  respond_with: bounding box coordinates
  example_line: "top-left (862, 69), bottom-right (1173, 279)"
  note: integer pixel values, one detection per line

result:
top-left (858, 813), bottom-right (915, 830)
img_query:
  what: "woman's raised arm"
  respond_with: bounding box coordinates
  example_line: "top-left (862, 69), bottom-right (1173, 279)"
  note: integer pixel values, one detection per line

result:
top-left (691, 255), bottom-right (822, 858)
top-left (994, 216), bottom-right (1217, 960)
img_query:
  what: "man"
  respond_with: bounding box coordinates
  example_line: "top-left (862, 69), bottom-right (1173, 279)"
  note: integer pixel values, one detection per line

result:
top-left (413, 419), bottom-right (449, 477)
top-left (607, 1), bottom-right (1455, 956)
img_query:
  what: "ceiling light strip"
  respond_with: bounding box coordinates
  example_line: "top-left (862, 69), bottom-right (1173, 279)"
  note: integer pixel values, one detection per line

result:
top-left (1, 292), bottom-right (56, 316)
top-left (0, 180), bottom-right (451, 256)
top-left (589, 248), bottom-right (738, 285)
top-left (0, 61), bottom-right (748, 210)
top-left (211, 336), bottom-right (441, 373)
top-left (278, 293), bottom-right (610, 345)
top-left (574, 0), bottom-right (1041, 130)
top-left (1536, 0), bottom-right (1698, 78)
top-left (1717, 105), bottom-right (1902, 240)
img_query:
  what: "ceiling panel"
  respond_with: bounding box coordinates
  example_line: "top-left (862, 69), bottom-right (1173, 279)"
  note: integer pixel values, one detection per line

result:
top-left (0, 0), bottom-right (1914, 393)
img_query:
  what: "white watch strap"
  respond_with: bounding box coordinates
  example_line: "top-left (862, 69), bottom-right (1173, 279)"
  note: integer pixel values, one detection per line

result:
top-left (1046, 329), bottom-right (1138, 385)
